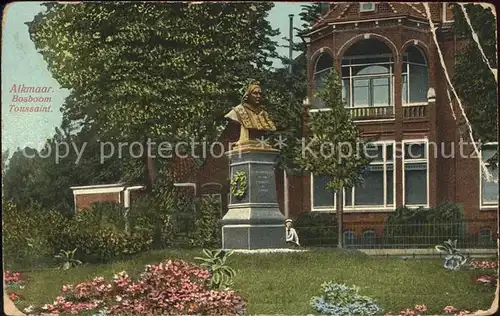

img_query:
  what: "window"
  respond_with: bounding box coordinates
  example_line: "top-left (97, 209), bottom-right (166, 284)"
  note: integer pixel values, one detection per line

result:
top-left (344, 230), bottom-right (356, 246)
top-left (403, 140), bottom-right (429, 206)
top-left (480, 143), bottom-right (498, 208)
top-left (360, 3), bottom-right (375, 12)
top-left (345, 142), bottom-right (395, 208)
top-left (312, 174), bottom-right (335, 209)
top-left (479, 228), bottom-right (492, 244)
top-left (312, 53), bottom-right (333, 109)
top-left (402, 46), bottom-right (428, 104)
top-left (341, 39), bottom-right (394, 108)
top-left (361, 230), bottom-right (376, 245)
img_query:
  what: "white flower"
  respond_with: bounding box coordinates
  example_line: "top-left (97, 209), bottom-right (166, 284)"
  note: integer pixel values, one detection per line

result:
top-left (115, 295), bottom-right (122, 302)
top-left (23, 305), bottom-right (34, 313)
top-left (42, 304), bottom-right (49, 310)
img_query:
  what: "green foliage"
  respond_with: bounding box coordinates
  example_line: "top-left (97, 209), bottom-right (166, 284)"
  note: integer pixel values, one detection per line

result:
top-left (230, 171), bottom-right (247, 200)
top-left (54, 248), bottom-right (83, 270)
top-left (190, 196), bottom-right (222, 248)
top-left (294, 69), bottom-right (370, 192)
top-left (2, 123), bottom-right (125, 213)
top-left (384, 202), bottom-right (466, 246)
top-left (310, 282), bottom-right (383, 315)
top-left (195, 249), bottom-right (236, 290)
top-left (294, 212), bottom-right (338, 246)
top-left (52, 203), bottom-right (153, 263)
top-left (26, 3), bottom-right (281, 186)
top-left (2, 199), bottom-right (68, 269)
top-left (452, 4), bottom-right (497, 149)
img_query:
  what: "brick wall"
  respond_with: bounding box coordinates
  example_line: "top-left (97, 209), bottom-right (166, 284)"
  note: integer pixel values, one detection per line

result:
top-left (75, 192), bottom-right (120, 212)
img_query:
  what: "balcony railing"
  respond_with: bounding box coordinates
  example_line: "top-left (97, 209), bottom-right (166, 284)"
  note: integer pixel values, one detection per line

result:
top-left (349, 106), bottom-right (394, 120)
top-left (403, 103), bottom-right (428, 120)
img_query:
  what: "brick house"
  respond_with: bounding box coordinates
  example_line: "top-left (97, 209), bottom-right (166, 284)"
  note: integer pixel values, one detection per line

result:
top-left (74, 3), bottom-right (497, 243)
top-left (188, 2), bottom-right (498, 242)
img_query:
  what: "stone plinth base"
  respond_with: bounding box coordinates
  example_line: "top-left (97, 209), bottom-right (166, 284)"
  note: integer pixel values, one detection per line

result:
top-left (222, 147), bottom-right (286, 249)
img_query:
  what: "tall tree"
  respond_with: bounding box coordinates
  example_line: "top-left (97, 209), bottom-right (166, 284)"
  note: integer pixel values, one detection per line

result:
top-left (27, 2), bottom-right (280, 191)
top-left (452, 4), bottom-right (497, 158)
top-left (294, 69), bottom-right (370, 248)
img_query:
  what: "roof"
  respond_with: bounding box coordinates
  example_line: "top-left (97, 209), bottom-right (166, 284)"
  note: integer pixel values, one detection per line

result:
top-left (301, 2), bottom-right (440, 38)
top-left (70, 183), bottom-right (126, 190)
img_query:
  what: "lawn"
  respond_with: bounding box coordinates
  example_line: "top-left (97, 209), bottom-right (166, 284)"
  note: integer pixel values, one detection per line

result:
top-left (11, 248), bottom-right (495, 315)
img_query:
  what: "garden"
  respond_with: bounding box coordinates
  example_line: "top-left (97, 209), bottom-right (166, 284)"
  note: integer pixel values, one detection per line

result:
top-left (2, 193), bottom-right (498, 315)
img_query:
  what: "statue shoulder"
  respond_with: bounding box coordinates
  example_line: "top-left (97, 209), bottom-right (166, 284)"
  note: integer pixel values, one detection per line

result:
top-left (225, 106), bottom-right (242, 122)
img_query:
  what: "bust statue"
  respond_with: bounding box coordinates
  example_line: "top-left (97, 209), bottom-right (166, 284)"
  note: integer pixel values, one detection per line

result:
top-left (225, 82), bottom-right (276, 147)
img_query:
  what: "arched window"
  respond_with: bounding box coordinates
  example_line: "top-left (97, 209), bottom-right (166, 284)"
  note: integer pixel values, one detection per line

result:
top-left (402, 46), bottom-right (428, 104)
top-left (361, 230), bottom-right (376, 246)
top-left (344, 230), bottom-right (356, 246)
top-left (341, 39), bottom-right (394, 108)
top-left (312, 53), bottom-right (333, 109)
top-left (479, 227), bottom-right (492, 244)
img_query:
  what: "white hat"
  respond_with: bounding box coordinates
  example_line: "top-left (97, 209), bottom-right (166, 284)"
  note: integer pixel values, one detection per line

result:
top-left (285, 219), bottom-right (293, 223)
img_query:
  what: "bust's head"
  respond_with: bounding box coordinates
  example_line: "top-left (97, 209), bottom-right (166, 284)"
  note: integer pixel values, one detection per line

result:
top-left (243, 82), bottom-right (262, 107)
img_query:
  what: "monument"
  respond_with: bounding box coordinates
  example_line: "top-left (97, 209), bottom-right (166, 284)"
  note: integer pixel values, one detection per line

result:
top-left (221, 82), bottom-right (286, 249)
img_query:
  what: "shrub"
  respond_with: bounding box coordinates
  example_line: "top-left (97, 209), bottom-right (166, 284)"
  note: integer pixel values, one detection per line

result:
top-left (33, 259), bottom-right (246, 315)
top-left (384, 202), bottom-right (466, 247)
top-left (127, 184), bottom-right (196, 249)
top-left (2, 199), bottom-right (68, 269)
top-left (52, 203), bottom-right (153, 263)
top-left (310, 282), bottom-right (383, 316)
top-left (294, 212), bottom-right (337, 246)
top-left (190, 197), bottom-right (222, 248)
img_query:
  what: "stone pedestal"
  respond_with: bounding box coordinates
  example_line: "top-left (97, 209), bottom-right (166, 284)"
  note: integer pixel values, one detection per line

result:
top-left (221, 147), bottom-right (286, 249)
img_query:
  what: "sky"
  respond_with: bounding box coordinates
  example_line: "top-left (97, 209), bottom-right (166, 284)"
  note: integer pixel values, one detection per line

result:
top-left (1, 2), bottom-right (303, 158)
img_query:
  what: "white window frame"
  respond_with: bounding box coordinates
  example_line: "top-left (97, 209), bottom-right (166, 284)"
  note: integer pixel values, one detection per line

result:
top-left (402, 138), bottom-right (430, 208)
top-left (341, 54), bottom-right (394, 110)
top-left (360, 2), bottom-right (376, 12)
top-left (402, 49), bottom-right (429, 106)
top-left (310, 140), bottom-right (396, 212)
top-left (479, 142), bottom-right (498, 210)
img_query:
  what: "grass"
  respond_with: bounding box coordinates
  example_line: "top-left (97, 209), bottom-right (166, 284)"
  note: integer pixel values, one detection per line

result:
top-left (9, 248), bottom-right (496, 315)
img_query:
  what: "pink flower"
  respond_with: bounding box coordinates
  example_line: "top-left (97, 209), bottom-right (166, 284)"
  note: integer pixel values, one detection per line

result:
top-left (444, 306), bottom-right (458, 313)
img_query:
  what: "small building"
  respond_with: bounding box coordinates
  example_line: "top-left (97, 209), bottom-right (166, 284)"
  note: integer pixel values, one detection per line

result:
top-left (70, 183), bottom-right (145, 213)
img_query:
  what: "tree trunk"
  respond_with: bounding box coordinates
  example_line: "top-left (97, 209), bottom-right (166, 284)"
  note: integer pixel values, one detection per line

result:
top-left (143, 136), bottom-right (156, 192)
top-left (337, 188), bottom-right (344, 249)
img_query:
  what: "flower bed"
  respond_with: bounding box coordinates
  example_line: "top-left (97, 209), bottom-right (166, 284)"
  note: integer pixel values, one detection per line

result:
top-left (26, 259), bottom-right (246, 315)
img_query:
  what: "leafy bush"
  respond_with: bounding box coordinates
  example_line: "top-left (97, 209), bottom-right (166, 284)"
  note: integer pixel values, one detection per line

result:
top-left (294, 212), bottom-right (337, 246)
top-left (2, 199), bottom-right (68, 269)
top-left (310, 282), bottom-right (382, 316)
top-left (32, 259), bottom-right (246, 315)
top-left (195, 249), bottom-right (236, 289)
top-left (52, 202), bottom-right (153, 263)
top-left (384, 202), bottom-right (466, 247)
top-left (190, 197), bottom-right (222, 248)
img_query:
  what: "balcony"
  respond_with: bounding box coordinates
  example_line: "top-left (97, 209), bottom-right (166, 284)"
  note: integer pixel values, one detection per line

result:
top-left (349, 106), bottom-right (394, 120)
top-left (403, 103), bottom-right (428, 120)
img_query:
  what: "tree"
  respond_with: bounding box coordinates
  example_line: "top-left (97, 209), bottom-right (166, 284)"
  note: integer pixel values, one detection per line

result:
top-left (264, 2), bottom-right (324, 172)
top-left (294, 69), bottom-right (370, 248)
top-left (27, 2), bottom-right (280, 191)
top-left (2, 122), bottom-right (125, 213)
top-left (452, 4), bottom-right (497, 161)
